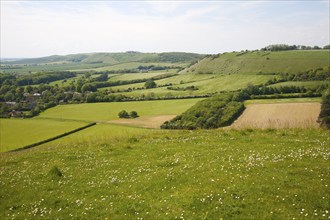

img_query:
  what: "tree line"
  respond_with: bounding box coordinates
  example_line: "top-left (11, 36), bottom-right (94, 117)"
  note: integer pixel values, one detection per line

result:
top-left (261, 44), bottom-right (330, 51)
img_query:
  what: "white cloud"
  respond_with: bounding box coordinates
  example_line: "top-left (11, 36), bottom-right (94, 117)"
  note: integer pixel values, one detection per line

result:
top-left (1, 1), bottom-right (329, 58)
top-left (145, 1), bottom-right (183, 14)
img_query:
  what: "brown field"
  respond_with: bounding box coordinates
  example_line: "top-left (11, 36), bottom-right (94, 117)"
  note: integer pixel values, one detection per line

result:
top-left (108, 115), bottom-right (176, 129)
top-left (231, 102), bottom-right (321, 129)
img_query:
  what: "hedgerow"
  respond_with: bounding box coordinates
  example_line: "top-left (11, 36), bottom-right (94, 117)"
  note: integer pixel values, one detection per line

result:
top-left (161, 93), bottom-right (244, 129)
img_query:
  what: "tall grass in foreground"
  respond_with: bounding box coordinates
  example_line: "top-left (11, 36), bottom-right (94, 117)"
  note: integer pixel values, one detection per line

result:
top-left (0, 128), bottom-right (329, 219)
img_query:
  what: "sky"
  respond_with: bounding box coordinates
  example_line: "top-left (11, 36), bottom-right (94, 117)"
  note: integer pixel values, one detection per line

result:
top-left (1, 0), bottom-right (329, 58)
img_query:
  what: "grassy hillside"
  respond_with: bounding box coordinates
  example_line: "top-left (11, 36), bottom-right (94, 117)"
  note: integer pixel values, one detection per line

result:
top-left (0, 128), bottom-right (329, 219)
top-left (185, 50), bottom-right (330, 75)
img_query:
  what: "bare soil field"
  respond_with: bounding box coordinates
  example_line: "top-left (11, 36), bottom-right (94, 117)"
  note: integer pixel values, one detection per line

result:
top-left (108, 115), bottom-right (176, 128)
top-left (231, 102), bottom-right (321, 129)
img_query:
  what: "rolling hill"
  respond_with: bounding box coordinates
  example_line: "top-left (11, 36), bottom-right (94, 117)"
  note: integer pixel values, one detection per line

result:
top-left (2, 52), bottom-right (202, 65)
top-left (184, 50), bottom-right (330, 75)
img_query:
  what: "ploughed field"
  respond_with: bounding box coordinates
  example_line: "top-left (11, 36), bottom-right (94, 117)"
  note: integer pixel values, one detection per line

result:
top-left (232, 102), bottom-right (321, 129)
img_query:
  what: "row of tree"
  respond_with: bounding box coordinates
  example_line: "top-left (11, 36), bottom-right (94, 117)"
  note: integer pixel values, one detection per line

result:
top-left (118, 110), bottom-right (139, 118)
top-left (261, 44), bottom-right (330, 51)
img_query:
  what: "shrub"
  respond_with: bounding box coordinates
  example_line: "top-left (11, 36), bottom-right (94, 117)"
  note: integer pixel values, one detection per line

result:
top-left (118, 110), bottom-right (129, 118)
top-left (49, 166), bottom-right (63, 179)
top-left (130, 111), bottom-right (139, 118)
top-left (144, 79), bottom-right (157, 89)
top-left (318, 87), bottom-right (330, 129)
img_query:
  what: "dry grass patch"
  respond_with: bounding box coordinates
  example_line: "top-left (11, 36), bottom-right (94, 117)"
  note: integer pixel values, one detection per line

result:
top-left (232, 102), bottom-right (321, 129)
top-left (108, 115), bottom-right (176, 128)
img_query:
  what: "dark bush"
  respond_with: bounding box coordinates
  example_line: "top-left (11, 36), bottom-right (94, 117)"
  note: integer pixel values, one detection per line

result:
top-left (130, 111), bottom-right (139, 118)
top-left (118, 110), bottom-right (130, 118)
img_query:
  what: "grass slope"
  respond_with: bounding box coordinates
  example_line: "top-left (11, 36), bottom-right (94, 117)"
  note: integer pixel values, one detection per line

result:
top-left (0, 129), bottom-right (329, 219)
top-left (0, 118), bottom-right (88, 152)
top-left (186, 50), bottom-right (330, 75)
top-left (38, 99), bottom-right (204, 122)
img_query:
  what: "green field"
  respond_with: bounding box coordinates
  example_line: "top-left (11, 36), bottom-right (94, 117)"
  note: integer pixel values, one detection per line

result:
top-left (0, 128), bottom-right (329, 219)
top-left (108, 70), bottom-right (177, 82)
top-left (0, 118), bottom-right (88, 152)
top-left (101, 73), bottom-right (274, 97)
top-left (38, 99), bottom-right (204, 122)
top-left (269, 81), bottom-right (329, 89)
top-left (48, 123), bottom-right (155, 146)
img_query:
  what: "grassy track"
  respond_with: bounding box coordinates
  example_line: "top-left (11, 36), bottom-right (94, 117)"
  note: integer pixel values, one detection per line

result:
top-left (0, 118), bottom-right (88, 152)
top-left (0, 129), bottom-right (329, 219)
top-left (38, 98), bottom-right (204, 122)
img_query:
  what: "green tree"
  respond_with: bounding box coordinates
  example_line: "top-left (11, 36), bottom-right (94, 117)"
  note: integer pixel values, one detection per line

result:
top-left (96, 73), bottom-right (108, 82)
top-left (86, 93), bottom-right (97, 103)
top-left (323, 45), bottom-right (330, 49)
top-left (319, 87), bottom-right (330, 129)
top-left (144, 79), bottom-right (157, 89)
top-left (118, 110), bottom-right (129, 118)
top-left (130, 111), bottom-right (139, 118)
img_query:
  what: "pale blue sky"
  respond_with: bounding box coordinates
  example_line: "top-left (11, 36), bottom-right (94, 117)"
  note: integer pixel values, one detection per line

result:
top-left (1, 0), bottom-right (329, 58)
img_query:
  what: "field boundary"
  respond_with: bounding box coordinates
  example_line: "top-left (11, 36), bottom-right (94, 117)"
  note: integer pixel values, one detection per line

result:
top-left (8, 122), bottom-right (97, 152)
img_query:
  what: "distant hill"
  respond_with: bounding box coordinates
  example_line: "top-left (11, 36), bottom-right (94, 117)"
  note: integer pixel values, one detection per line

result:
top-left (4, 52), bottom-right (203, 65)
top-left (184, 50), bottom-right (330, 75)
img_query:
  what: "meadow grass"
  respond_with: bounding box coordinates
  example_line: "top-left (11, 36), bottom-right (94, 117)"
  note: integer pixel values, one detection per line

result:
top-left (0, 128), bottom-right (329, 219)
top-left (0, 118), bottom-right (88, 152)
top-left (38, 98), bottom-right (204, 122)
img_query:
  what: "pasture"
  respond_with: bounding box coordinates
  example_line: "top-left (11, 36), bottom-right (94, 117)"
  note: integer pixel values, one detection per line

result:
top-left (0, 128), bottom-right (329, 219)
top-left (102, 73), bottom-right (274, 97)
top-left (232, 102), bottom-right (321, 129)
top-left (38, 98), bottom-right (204, 122)
top-left (0, 118), bottom-right (88, 152)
